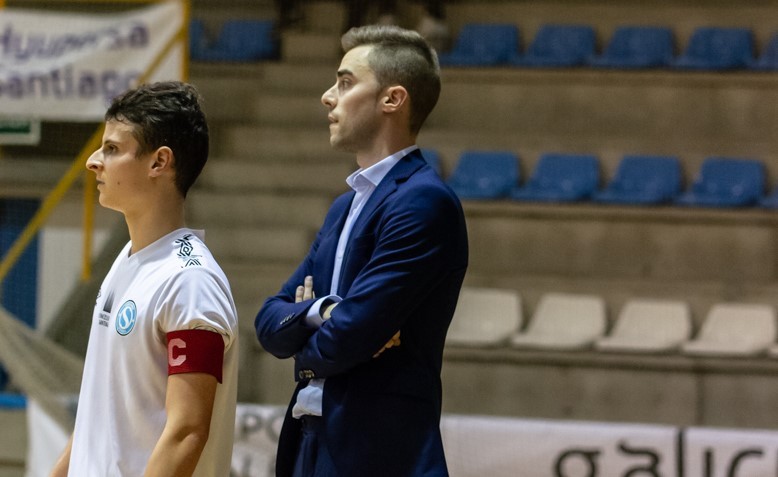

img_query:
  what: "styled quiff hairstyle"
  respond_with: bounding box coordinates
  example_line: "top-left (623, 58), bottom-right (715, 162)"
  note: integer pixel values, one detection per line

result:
top-left (341, 25), bottom-right (441, 135)
top-left (105, 81), bottom-right (209, 197)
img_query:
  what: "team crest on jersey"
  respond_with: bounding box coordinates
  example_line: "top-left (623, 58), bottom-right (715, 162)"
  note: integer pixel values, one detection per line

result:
top-left (115, 300), bottom-right (137, 336)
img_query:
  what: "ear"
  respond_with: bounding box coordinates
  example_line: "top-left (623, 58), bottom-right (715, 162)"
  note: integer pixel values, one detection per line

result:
top-left (381, 85), bottom-right (409, 114)
top-left (149, 146), bottom-right (174, 178)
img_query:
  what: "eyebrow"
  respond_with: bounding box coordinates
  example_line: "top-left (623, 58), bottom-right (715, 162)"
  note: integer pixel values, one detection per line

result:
top-left (337, 69), bottom-right (353, 78)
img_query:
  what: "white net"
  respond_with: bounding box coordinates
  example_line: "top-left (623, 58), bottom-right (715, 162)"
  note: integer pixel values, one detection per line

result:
top-left (0, 306), bottom-right (83, 431)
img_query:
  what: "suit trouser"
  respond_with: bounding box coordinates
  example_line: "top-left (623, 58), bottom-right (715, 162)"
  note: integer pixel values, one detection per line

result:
top-left (292, 416), bottom-right (339, 477)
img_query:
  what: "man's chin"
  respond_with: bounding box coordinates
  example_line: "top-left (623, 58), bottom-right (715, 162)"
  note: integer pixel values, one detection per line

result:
top-left (329, 138), bottom-right (354, 153)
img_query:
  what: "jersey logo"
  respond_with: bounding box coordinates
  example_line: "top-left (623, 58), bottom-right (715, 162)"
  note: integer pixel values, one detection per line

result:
top-left (115, 300), bottom-right (137, 336)
top-left (175, 234), bottom-right (202, 268)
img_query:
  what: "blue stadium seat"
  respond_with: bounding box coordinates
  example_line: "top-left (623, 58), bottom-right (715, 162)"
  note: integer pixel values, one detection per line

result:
top-left (511, 153), bottom-right (599, 202)
top-left (191, 19), bottom-right (278, 62)
top-left (438, 24), bottom-right (520, 67)
top-left (511, 24), bottom-right (596, 67)
top-left (672, 27), bottom-right (754, 70)
top-left (589, 26), bottom-right (675, 68)
top-left (592, 155), bottom-right (681, 205)
top-left (0, 392), bottom-right (26, 410)
top-left (675, 157), bottom-right (764, 207)
top-left (189, 19), bottom-right (209, 60)
top-left (420, 148), bottom-right (443, 176)
top-left (750, 32), bottom-right (778, 71)
top-left (447, 151), bottom-right (520, 199)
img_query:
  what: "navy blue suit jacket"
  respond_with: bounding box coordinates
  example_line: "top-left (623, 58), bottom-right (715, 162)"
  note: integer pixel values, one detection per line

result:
top-left (255, 150), bottom-right (468, 477)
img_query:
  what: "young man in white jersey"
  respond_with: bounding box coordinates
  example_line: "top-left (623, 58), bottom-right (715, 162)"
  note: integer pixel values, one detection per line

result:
top-left (49, 81), bottom-right (239, 477)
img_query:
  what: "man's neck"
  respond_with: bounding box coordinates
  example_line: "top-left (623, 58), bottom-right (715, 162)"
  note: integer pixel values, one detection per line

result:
top-left (124, 199), bottom-right (186, 255)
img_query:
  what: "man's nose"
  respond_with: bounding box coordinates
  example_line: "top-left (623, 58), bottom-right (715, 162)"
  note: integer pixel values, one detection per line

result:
top-left (321, 84), bottom-right (336, 108)
top-left (85, 150), bottom-right (101, 171)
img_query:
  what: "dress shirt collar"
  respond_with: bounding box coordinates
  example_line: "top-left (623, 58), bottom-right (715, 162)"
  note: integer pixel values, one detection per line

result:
top-left (346, 145), bottom-right (419, 192)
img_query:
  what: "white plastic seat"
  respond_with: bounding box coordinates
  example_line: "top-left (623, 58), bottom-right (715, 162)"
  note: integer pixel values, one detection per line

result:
top-left (682, 303), bottom-right (776, 357)
top-left (510, 292), bottom-right (606, 351)
top-left (596, 298), bottom-right (692, 353)
top-left (447, 287), bottom-right (522, 347)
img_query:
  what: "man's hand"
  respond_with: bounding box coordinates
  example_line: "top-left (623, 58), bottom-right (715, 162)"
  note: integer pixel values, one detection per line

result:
top-left (295, 275), bottom-right (315, 303)
top-left (373, 331), bottom-right (401, 358)
top-left (297, 276), bottom-right (338, 321)
top-left (297, 275), bottom-right (394, 355)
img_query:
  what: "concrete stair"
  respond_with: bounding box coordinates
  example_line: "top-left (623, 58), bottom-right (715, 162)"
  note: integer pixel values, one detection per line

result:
top-left (0, 409), bottom-right (26, 477)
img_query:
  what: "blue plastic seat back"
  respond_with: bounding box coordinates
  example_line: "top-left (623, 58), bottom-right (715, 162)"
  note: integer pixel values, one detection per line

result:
top-left (610, 155), bottom-right (681, 197)
top-left (189, 19), bottom-right (209, 59)
top-left (447, 151), bottom-right (520, 199)
top-left (525, 24), bottom-right (596, 63)
top-left (0, 393), bottom-right (26, 410)
top-left (440, 23), bottom-right (520, 65)
top-left (217, 19), bottom-right (277, 60)
top-left (600, 26), bottom-right (674, 66)
top-left (529, 153), bottom-right (599, 196)
top-left (692, 158), bottom-right (764, 200)
top-left (680, 27), bottom-right (754, 68)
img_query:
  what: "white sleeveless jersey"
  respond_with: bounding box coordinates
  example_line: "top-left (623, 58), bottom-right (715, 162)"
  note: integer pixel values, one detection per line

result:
top-left (69, 228), bottom-right (238, 476)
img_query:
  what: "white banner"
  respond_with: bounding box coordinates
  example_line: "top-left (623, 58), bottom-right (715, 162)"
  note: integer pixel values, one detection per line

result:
top-left (0, 1), bottom-right (185, 121)
top-left (231, 405), bottom-right (778, 477)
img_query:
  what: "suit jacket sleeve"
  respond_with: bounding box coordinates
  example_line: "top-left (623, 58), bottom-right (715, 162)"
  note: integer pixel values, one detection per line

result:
top-left (295, 178), bottom-right (466, 380)
top-left (254, 193), bottom-right (351, 358)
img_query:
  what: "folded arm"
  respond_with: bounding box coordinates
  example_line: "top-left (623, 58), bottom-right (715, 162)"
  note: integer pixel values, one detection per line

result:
top-left (294, 189), bottom-right (462, 378)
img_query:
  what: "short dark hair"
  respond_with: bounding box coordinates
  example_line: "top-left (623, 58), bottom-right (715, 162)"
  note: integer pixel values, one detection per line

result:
top-left (105, 81), bottom-right (209, 197)
top-left (341, 25), bottom-right (441, 135)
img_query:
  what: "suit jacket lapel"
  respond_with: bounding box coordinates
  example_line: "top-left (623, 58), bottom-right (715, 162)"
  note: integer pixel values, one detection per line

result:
top-left (345, 151), bottom-right (426, 254)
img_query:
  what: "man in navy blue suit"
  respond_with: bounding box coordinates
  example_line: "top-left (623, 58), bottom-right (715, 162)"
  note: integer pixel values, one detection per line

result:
top-left (255, 24), bottom-right (468, 477)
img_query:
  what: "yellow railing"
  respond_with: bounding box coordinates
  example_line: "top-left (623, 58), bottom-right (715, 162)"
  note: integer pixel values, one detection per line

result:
top-left (0, 0), bottom-right (190, 285)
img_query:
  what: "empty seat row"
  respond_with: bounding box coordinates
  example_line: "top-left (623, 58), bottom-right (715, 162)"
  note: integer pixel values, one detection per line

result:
top-left (441, 151), bottom-right (778, 208)
top-left (190, 19), bottom-right (278, 62)
top-left (440, 23), bottom-right (778, 71)
top-left (448, 288), bottom-right (778, 357)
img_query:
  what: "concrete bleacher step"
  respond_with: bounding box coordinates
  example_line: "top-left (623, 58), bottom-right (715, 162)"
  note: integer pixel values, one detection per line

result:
top-left (188, 190), bottom-right (332, 228)
top-left (0, 157), bottom-right (75, 198)
top-left (191, 63), bottom-right (333, 123)
top-left (432, 69), bottom-right (778, 139)
top-left (204, 225), bottom-right (312, 263)
top-left (211, 125), bottom-right (351, 163)
top-left (302, 1), bottom-right (346, 34)
top-left (261, 63), bottom-right (334, 93)
top-left (225, 261), bottom-right (297, 300)
top-left (281, 31), bottom-right (341, 64)
top-left (198, 159), bottom-right (352, 195)
top-left (193, 62), bottom-right (333, 94)
top-left (0, 409), bottom-right (26, 477)
top-left (251, 92), bottom-right (329, 127)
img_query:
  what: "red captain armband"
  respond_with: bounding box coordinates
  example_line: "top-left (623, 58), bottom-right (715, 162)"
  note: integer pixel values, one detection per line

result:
top-left (166, 329), bottom-right (225, 383)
